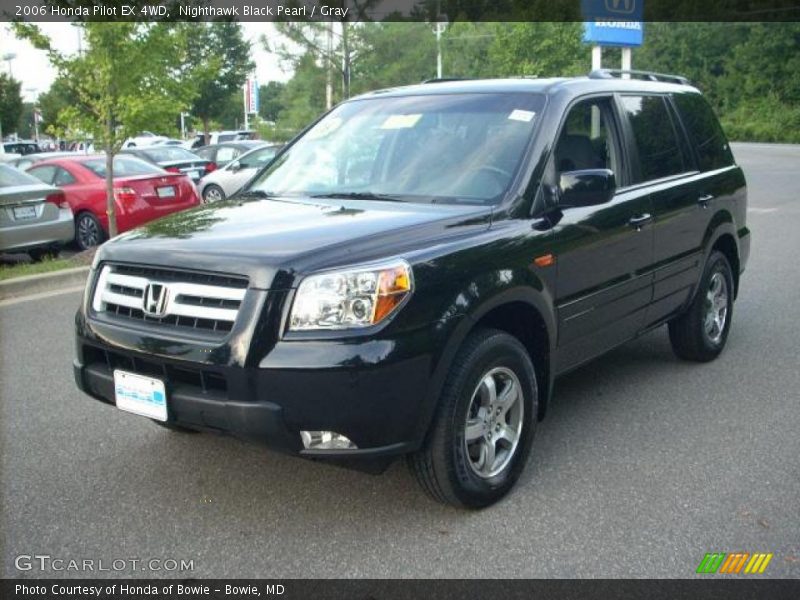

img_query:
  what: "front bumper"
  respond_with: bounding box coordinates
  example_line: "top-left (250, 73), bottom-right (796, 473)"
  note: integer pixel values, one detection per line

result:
top-left (73, 325), bottom-right (438, 470)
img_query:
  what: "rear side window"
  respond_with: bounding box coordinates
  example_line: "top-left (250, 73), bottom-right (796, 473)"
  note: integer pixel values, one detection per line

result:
top-left (27, 165), bottom-right (57, 185)
top-left (621, 95), bottom-right (688, 182)
top-left (53, 167), bottom-right (76, 186)
top-left (673, 93), bottom-right (734, 172)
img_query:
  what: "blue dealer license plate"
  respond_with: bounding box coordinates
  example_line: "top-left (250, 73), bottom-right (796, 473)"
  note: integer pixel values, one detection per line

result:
top-left (113, 370), bottom-right (167, 422)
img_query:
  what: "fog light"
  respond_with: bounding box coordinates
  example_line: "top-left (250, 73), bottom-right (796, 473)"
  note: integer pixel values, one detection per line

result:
top-left (301, 430), bottom-right (358, 450)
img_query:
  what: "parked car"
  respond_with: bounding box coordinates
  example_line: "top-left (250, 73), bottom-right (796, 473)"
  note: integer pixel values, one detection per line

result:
top-left (187, 130), bottom-right (255, 149)
top-left (9, 151), bottom-right (77, 171)
top-left (3, 140), bottom-right (43, 155)
top-left (198, 144), bottom-right (281, 202)
top-left (122, 132), bottom-right (169, 148)
top-left (27, 155), bottom-right (200, 250)
top-left (0, 164), bottom-right (74, 261)
top-left (120, 146), bottom-right (215, 183)
top-left (194, 140), bottom-right (268, 168)
top-left (74, 72), bottom-right (749, 508)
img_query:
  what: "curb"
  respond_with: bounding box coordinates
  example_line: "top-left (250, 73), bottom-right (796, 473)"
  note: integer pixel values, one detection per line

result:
top-left (0, 266), bottom-right (90, 300)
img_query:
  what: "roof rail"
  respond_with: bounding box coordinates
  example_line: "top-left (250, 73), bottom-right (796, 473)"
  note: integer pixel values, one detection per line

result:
top-left (589, 69), bottom-right (691, 86)
top-left (421, 77), bottom-right (475, 84)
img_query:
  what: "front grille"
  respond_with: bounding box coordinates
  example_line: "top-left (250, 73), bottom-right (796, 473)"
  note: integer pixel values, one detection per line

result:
top-left (92, 264), bottom-right (248, 337)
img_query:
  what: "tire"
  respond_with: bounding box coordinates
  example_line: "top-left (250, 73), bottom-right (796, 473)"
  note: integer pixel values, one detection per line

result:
top-left (408, 328), bottom-right (538, 509)
top-left (75, 212), bottom-right (105, 251)
top-left (151, 420), bottom-right (199, 433)
top-left (203, 184), bottom-right (225, 203)
top-left (28, 247), bottom-right (59, 262)
top-left (668, 250), bottom-right (735, 362)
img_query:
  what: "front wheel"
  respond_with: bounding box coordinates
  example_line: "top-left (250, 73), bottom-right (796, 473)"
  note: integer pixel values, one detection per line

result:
top-left (408, 328), bottom-right (538, 509)
top-left (202, 184), bottom-right (225, 203)
top-left (668, 250), bottom-right (735, 362)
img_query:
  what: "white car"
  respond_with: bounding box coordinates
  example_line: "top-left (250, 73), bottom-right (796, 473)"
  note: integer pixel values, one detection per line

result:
top-left (122, 132), bottom-right (169, 148)
top-left (198, 144), bottom-right (281, 202)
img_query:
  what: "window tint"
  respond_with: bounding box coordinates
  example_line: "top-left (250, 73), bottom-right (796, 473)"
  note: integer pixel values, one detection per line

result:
top-left (673, 93), bottom-right (733, 172)
top-left (621, 95), bottom-right (688, 182)
top-left (555, 98), bottom-right (618, 174)
top-left (53, 167), bottom-right (76, 186)
top-left (27, 165), bottom-right (57, 185)
top-left (195, 147), bottom-right (214, 160)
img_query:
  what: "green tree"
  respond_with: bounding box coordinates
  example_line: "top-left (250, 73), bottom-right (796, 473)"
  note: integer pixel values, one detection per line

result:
top-left (0, 73), bottom-right (23, 138)
top-left (274, 52), bottom-right (327, 134)
top-left (352, 22), bottom-right (437, 92)
top-left (37, 75), bottom-right (80, 136)
top-left (181, 21), bottom-right (254, 143)
top-left (14, 22), bottom-right (193, 237)
top-left (258, 81), bottom-right (286, 122)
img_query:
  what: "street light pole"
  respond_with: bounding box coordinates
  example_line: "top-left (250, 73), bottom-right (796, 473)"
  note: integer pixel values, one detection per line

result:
top-left (2, 52), bottom-right (16, 78)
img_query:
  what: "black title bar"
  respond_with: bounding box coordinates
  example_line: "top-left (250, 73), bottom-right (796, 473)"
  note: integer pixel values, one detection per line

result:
top-left (2, 0), bottom-right (800, 22)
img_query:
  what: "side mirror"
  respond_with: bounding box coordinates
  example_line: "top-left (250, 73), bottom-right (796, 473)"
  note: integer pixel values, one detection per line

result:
top-left (229, 160), bottom-right (242, 172)
top-left (558, 169), bottom-right (616, 208)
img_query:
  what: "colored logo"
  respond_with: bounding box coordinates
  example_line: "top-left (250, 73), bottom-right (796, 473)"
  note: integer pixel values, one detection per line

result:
top-left (696, 552), bottom-right (773, 574)
top-left (605, 0), bottom-right (636, 14)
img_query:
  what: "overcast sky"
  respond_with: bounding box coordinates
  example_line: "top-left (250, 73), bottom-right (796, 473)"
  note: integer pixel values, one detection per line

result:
top-left (0, 23), bottom-right (294, 102)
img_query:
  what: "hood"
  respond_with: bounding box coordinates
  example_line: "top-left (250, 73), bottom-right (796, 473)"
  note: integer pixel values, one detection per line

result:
top-left (98, 196), bottom-right (492, 289)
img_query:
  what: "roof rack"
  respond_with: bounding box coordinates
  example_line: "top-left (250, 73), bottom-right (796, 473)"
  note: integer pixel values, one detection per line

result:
top-left (421, 77), bottom-right (475, 84)
top-left (588, 69), bottom-right (691, 86)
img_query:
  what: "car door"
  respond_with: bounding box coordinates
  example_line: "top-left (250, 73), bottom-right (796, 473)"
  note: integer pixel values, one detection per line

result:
top-left (547, 95), bottom-right (655, 373)
top-left (618, 94), bottom-right (708, 327)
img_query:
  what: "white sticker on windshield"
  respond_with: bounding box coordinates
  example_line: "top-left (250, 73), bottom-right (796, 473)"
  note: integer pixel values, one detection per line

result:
top-left (508, 109), bottom-right (536, 123)
top-left (307, 116), bottom-right (343, 139)
top-left (380, 114), bottom-right (422, 129)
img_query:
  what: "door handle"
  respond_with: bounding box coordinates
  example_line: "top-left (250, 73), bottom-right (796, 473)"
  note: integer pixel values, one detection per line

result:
top-left (628, 213), bottom-right (653, 230)
top-left (697, 194), bottom-right (714, 208)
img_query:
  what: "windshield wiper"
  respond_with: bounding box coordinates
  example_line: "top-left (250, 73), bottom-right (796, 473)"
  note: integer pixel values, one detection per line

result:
top-left (310, 191), bottom-right (405, 202)
top-left (231, 189), bottom-right (276, 199)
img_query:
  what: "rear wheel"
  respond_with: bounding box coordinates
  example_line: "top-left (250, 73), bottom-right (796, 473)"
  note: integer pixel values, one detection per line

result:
top-left (668, 250), bottom-right (735, 362)
top-left (75, 212), bottom-right (105, 251)
top-left (28, 247), bottom-right (59, 262)
top-left (408, 328), bottom-right (537, 509)
top-left (203, 184), bottom-right (225, 203)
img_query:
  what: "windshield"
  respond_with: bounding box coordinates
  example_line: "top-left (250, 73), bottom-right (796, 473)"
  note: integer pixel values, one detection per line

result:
top-left (0, 164), bottom-right (45, 187)
top-left (142, 146), bottom-right (198, 162)
top-left (248, 92), bottom-right (544, 204)
top-left (82, 156), bottom-right (165, 178)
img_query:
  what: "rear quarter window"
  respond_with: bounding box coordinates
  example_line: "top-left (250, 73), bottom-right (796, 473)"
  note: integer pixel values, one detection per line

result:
top-left (673, 93), bottom-right (734, 172)
top-left (621, 95), bottom-right (689, 182)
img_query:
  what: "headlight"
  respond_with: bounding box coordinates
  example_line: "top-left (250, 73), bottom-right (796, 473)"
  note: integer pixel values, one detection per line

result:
top-left (289, 260), bottom-right (413, 331)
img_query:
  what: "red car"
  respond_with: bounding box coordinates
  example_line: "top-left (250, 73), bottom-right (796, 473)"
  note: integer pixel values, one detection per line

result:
top-left (26, 154), bottom-right (201, 250)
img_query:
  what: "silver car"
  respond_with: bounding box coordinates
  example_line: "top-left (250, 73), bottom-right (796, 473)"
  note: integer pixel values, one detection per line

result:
top-left (198, 144), bottom-right (281, 202)
top-left (0, 164), bottom-right (74, 261)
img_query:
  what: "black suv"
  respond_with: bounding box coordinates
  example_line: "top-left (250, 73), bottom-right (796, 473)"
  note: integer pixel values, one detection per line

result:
top-left (74, 71), bottom-right (749, 508)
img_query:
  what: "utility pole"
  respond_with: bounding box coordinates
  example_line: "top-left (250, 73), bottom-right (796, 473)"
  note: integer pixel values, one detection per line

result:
top-left (325, 22), bottom-right (333, 110)
top-left (433, 1), bottom-right (447, 79)
top-left (243, 83), bottom-right (249, 132)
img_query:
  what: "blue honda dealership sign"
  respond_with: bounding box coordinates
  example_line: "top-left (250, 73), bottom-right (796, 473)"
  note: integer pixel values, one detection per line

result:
top-left (582, 0), bottom-right (644, 47)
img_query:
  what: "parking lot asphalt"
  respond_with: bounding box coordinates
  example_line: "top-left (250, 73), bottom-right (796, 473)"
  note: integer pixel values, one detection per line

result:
top-left (1, 143), bottom-right (799, 579)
